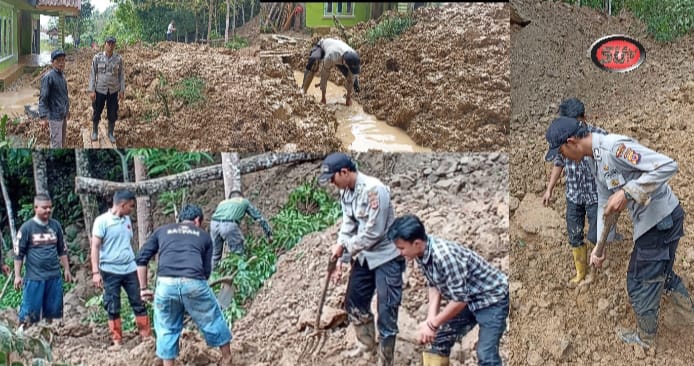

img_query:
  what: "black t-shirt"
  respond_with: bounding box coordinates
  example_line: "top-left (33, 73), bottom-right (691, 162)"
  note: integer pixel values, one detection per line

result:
top-left (136, 223), bottom-right (212, 280)
top-left (15, 218), bottom-right (67, 280)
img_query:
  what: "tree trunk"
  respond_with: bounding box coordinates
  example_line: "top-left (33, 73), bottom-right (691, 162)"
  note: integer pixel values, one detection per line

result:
top-left (113, 149), bottom-right (130, 182)
top-left (75, 150), bottom-right (98, 253)
top-left (75, 153), bottom-right (321, 196)
top-left (195, 12), bottom-right (199, 41)
top-left (250, 0), bottom-right (255, 24)
top-left (208, 0), bottom-right (213, 41)
top-left (232, 2), bottom-right (236, 37)
top-left (133, 155), bottom-right (152, 251)
top-left (241, 2), bottom-right (245, 26)
top-left (32, 150), bottom-right (49, 196)
top-left (221, 153), bottom-right (242, 198)
top-left (225, 0), bottom-right (230, 42)
top-left (0, 162), bottom-right (18, 252)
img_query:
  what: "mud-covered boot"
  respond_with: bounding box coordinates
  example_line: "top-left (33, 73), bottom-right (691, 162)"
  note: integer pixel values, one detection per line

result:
top-left (135, 315), bottom-right (152, 339)
top-left (342, 322), bottom-right (376, 358)
top-left (107, 318), bottom-right (123, 350)
top-left (107, 120), bottom-right (116, 143)
top-left (422, 351), bottom-right (450, 366)
top-left (668, 279), bottom-right (694, 324)
top-left (91, 120), bottom-right (99, 141)
top-left (617, 315), bottom-right (656, 349)
top-left (377, 336), bottom-right (396, 366)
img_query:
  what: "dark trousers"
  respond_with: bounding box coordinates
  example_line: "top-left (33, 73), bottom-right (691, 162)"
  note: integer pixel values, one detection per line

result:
top-left (345, 256), bottom-right (405, 339)
top-left (566, 199), bottom-right (598, 247)
top-left (101, 270), bottom-right (147, 320)
top-left (627, 204), bottom-right (687, 335)
top-left (92, 91), bottom-right (119, 124)
top-left (429, 294), bottom-right (509, 366)
top-left (305, 45), bottom-right (323, 72)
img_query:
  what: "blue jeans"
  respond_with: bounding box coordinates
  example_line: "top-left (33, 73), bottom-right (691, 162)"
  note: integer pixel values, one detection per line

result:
top-left (566, 199), bottom-right (598, 247)
top-left (428, 294), bottom-right (509, 366)
top-left (19, 277), bottom-right (63, 324)
top-left (154, 277), bottom-right (232, 360)
top-left (627, 204), bottom-right (687, 335)
top-left (345, 256), bottom-right (406, 339)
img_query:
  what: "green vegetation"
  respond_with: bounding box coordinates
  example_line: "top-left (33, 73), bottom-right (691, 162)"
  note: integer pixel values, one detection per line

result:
top-left (0, 322), bottom-right (52, 365)
top-left (365, 15), bottom-right (415, 45)
top-left (215, 182), bottom-right (341, 325)
top-left (173, 77), bottom-right (206, 106)
top-left (560, 0), bottom-right (694, 42)
top-left (224, 36), bottom-right (249, 50)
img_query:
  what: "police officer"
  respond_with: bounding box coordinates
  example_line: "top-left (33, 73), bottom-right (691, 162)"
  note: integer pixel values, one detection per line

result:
top-left (303, 38), bottom-right (361, 106)
top-left (545, 116), bottom-right (694, 348)
top-left (88, 36), bottom-right (125, 143)
top-left (318, 152), bottom-right (405, 366)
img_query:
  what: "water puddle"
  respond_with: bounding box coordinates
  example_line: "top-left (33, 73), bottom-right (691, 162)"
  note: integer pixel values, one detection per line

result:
top-left (294, 70), bottom-right (430, 152)
top-left (0, 84), bottom-right (36, 117)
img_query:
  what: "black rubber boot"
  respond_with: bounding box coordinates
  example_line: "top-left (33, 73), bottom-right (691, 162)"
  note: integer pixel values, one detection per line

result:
top-left (91, 120), bottom-right (98, 141)
top-left (107, 120), bottom-right (116, 143)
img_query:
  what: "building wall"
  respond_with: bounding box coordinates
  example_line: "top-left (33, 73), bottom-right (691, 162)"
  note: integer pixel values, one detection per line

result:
top-left (0, 1), bottom-right (19, 73)
top-left (306, 2), bottom-right (370, 28)
top-left (19, 11), bottom-right (33, 55)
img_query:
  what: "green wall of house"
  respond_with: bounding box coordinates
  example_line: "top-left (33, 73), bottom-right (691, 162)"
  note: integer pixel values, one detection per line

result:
top-left (306, 2), bottom-right (371, 28)
top-left (0, 1), bottom-right (19, 73)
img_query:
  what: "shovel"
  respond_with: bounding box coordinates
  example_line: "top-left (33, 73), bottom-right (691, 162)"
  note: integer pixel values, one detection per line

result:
top-left (209, 276), bottom-right (235, 310)
top-left (299, 255), bottom-right (339, 359)
top-left (590, 212), bottom-right (619, 268)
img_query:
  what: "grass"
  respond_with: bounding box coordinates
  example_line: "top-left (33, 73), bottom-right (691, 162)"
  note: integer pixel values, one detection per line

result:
top-left (560, 0), bottom-right (694, 42)
top-left (172, 77), bottom-right (206, 105)
top-left (224, 36), bottom-right (249, 50)
top-left (366, 15), bottom-right (415, 45)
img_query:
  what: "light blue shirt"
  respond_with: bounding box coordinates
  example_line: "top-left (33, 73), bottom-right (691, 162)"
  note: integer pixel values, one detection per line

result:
top-left (92, 211), bottom-right (136, 274)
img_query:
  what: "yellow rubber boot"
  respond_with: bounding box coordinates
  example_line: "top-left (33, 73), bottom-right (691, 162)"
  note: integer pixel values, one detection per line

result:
top-left (422, 352), bottom-right (450, 366)
top-left (569, 245), bottom-right (587, 285)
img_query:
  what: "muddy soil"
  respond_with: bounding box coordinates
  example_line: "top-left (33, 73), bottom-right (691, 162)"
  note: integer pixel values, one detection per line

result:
top-left (41, 153), bottom-right (508, 365)
top-left (266, 3), bottom-right (510, 152)
top-left (510, 0), bottom-right (694, 365)
top-left (5, 43), bottom-right (341, 152)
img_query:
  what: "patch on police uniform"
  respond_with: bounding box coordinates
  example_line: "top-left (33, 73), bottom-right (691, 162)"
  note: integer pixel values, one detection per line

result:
top-left (593, 148), bottom-right (602, 160)
top-left (367, 190), bottom-right (379, 209)
top-left (615, 143), bottom-right (627, 158)
top-left (623, 148), bottom-right (641, 164)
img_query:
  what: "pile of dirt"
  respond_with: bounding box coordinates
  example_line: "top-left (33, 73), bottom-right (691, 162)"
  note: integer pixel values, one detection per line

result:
top-left (357, 3), bottom-right (510, 152)
top-left (6, 43), bottom-right (341, 152)
top-left (44, 153), bottom-right (508, 365)
top-left (510, 0), bottom-right (694, 364)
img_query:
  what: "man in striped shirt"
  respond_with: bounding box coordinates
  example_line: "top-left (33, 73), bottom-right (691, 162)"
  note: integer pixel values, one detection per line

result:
top-left (542, 98), bottom-right (617, 286)
top-left (388, 214), bottom-right (509, 366)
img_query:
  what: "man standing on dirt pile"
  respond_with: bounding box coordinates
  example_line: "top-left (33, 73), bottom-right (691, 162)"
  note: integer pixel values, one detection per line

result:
top-left (88, 36), bottom-right (125, 143)
top-left (318, 152), bottom-right (405, 366)
top-left (545, 116), bottom-right (694, 349)
top-left (542, 98), bottom-right (619, 287)
top-left (167, 20), bottom-right (176, 42)
top-left (38, 49), bottom-right (70, 148)
top-left (136, 204), bottom-right (233, 366)
top-left (388, 214), bottom-right (509, 366)
top-left (14, 194), bottom-right (73, 327)
top-left (303, 38), bottom-right (361, 106)
top-left (210, 190), bottom-right (272, 268)
top-left (91, 190), bottom-right (152, 349)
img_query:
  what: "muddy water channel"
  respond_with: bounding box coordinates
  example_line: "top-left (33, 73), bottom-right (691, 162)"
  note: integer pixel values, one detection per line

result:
top-left (293, 71), bottom-right (430, 152)
top-left (0, 84), bottom-right (36, 117)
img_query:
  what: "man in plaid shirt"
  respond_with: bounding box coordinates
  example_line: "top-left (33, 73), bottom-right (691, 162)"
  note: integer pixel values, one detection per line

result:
top-left (542, 98), bottom-right (616, 286)
top-left (388, 214), bottom-right (509, 366)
